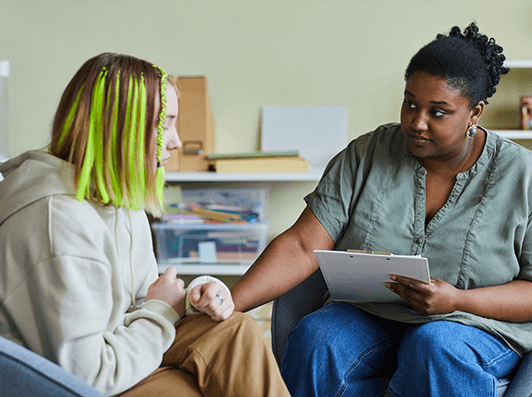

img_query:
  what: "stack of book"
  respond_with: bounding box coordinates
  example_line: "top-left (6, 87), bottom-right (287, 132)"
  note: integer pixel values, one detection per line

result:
top-left (162, 188), bottom-right (266, 225)
top-left (164, 203), bottom-right (257, 224)
top-left (207, 150), bottom-right (309, 173)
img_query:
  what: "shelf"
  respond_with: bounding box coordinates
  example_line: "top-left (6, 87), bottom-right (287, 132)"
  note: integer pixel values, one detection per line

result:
top-left (164, 171), bottom-right (322, 182)
top-left (504, 60), bottom-right (532, 69)
top-left (493, 130), bottom-right (532, 139)
top-left (490, 60), bottom-right (532, 138)
top-left (158, 263), bottom-right (251, 275)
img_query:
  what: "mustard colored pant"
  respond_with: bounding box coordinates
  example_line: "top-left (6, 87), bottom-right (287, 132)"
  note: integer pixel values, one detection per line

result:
top-left (117, 312), bottom-right (290, 397)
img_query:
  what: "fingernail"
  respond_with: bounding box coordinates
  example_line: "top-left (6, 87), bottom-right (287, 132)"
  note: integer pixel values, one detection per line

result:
top-left (390, 275), bottom-right (396, 281)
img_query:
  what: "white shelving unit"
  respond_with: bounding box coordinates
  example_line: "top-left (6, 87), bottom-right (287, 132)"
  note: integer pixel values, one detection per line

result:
top-left (164, 171), bottom-right (323, 182)
top-left (494, 130), bottom-right (532, 139)
top-left (0, 60), bottom-right (9, 162)
top-left (158, 263), bottom-right (253, 276)
top-left (504, 60), bottom-right (532, 68)
top-left (492, 60), bottom-right (532, 139)
top-left (159, 171), bottom-right (321, 275)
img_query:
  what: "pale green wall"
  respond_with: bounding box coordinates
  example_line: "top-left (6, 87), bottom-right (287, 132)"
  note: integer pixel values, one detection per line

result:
top-left (1, 0), bottom-right (532, 239)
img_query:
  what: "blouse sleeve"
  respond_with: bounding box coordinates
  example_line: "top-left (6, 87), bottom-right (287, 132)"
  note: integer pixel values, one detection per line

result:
top-left (516, 212), bottom-right (532, 282)
top-left (304, 131), bottom-right (373, 242)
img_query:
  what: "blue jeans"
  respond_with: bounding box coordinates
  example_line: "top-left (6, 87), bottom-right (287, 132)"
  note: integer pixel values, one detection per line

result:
top-left (281, 302), bottom-right (520, 397)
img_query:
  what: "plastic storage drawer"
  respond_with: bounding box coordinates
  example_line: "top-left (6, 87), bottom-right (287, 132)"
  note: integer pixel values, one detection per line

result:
top-left (151, 222), bottom-right (269, 265)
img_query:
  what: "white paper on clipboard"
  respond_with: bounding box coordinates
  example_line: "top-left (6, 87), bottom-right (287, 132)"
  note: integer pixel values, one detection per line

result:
top-left (314, 250), bottom-right (430, 303)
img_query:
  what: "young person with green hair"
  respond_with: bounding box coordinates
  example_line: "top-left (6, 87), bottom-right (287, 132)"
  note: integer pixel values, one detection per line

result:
top-left (0, 53), bottom-right (289, 397)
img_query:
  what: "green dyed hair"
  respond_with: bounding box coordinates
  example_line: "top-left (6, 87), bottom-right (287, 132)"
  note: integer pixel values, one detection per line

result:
top-left (50, 53), bottom-right (169, 216)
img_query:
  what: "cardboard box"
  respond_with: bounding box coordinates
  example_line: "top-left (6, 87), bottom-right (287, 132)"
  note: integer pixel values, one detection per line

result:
top-left (166, 76), bottom-right (216, 171)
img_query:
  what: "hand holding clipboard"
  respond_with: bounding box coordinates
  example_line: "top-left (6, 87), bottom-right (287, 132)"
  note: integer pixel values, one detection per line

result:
top-left (314, 250), bottom-right (430, 303)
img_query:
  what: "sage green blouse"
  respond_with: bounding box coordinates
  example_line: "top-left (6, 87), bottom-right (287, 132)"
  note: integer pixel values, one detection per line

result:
top-left (305, 123), bottom-right (532, 356)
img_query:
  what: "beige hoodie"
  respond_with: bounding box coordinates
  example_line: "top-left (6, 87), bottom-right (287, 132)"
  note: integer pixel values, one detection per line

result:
top-left (0, 151), bottom-right (180, 395)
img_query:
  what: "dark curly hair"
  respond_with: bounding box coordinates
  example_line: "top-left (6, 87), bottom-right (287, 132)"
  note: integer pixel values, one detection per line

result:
top-left (405, 22), bottom-right (509, 108)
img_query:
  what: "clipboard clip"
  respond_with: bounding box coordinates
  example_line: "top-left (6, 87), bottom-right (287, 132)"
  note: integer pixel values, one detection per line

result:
top-left (347, 249), bottom-right (392, 255)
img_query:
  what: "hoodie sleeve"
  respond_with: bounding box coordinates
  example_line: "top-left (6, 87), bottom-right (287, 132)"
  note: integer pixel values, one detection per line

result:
top-left (1, 195), bottom-right (179, 396)
top-left (33, 257), bottom-right (178, 396)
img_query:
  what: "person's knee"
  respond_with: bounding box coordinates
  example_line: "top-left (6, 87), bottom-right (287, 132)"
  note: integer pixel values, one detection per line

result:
top-left (225, 311), bottom-right (264, 338)
top-left (225, 310), bottom-right (256, 327)
top-left (399, 321), bottom-right (460, 365)
top-left (229, 310), bottom-right (255, 324)
top-left (285, 309), bottom-right (338, 360)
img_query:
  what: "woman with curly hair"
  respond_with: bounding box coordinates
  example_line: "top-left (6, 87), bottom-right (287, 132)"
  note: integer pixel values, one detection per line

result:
top-left (231, 22), bottom-right (530, 396)
top-left (0, 53), bottom-right (290, 396)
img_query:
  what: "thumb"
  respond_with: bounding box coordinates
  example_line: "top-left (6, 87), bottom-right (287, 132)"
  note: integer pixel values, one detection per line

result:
top-left (161, 266), bottom-right (178, 280)
top-left (188, 284), bottom-right (204, 304)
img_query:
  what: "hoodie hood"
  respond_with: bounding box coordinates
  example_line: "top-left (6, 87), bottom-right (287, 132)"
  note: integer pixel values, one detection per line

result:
top-left (0, 150), bottom-right (77, 226)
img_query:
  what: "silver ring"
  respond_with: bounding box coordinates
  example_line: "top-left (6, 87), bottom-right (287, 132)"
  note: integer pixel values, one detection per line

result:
top-left (216, 294), bottom-right (223, 305)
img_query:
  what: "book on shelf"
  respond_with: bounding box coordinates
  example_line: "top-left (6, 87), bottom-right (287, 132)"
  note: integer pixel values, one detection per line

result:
top-left (212, 157), bottom-right (309, 174)
top-left (209, 154), bottom-right (309, 174)
top-left (207, 150), bottom-right (300, 161)
top-left (521, 96), bottom-right (532, 130)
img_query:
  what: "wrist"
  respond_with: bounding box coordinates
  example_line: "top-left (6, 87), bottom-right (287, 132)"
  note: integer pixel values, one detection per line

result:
top-left (185, 275), bottom-right (230, 316)
top-left (144, 299), bottom-right (182, 324)
top-left (451, 287), bottom-right (466, 313)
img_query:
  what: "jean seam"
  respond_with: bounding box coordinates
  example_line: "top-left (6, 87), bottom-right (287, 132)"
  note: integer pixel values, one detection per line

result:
top-left (335, 339), bottom-right (390, 397)
top-left (388, 384), bottom-right (400, 397)
top-left (480, 348), bottom-right (516, 369)
top-left (388, 377), bottom-right (498, 397)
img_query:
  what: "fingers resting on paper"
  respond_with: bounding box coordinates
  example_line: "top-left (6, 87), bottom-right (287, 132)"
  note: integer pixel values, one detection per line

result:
top-left (385, 275), bottom-right (459, 315)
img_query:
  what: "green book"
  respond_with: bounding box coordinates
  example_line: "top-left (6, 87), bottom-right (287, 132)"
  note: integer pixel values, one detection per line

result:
top-left (207, 150), bottom-right (300, 161)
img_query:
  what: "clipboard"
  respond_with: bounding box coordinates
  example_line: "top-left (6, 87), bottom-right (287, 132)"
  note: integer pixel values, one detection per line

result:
top-left (314, 250), bottom-right (430, 303)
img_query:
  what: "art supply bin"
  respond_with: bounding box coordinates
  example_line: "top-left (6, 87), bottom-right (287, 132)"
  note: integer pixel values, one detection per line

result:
top-left (151, 221), bottom-right (269, 265)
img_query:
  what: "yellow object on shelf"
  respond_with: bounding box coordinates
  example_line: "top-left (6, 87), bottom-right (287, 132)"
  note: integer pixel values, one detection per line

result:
top-left (212, 156), bottom-right (309, 174)
top-left (182, 207), bottom-right (242, 222)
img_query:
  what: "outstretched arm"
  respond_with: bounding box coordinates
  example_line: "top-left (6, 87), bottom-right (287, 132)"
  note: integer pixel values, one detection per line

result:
top-left (231, 206), bottom-right (335, 313)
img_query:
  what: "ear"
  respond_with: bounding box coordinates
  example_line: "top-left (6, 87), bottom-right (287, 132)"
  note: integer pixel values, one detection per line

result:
top-left (470, 101), bottom-right (485, 125)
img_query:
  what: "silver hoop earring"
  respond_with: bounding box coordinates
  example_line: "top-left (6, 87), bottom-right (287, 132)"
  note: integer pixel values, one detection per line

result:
top-left (467, 124), bottom-right (477, 138)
